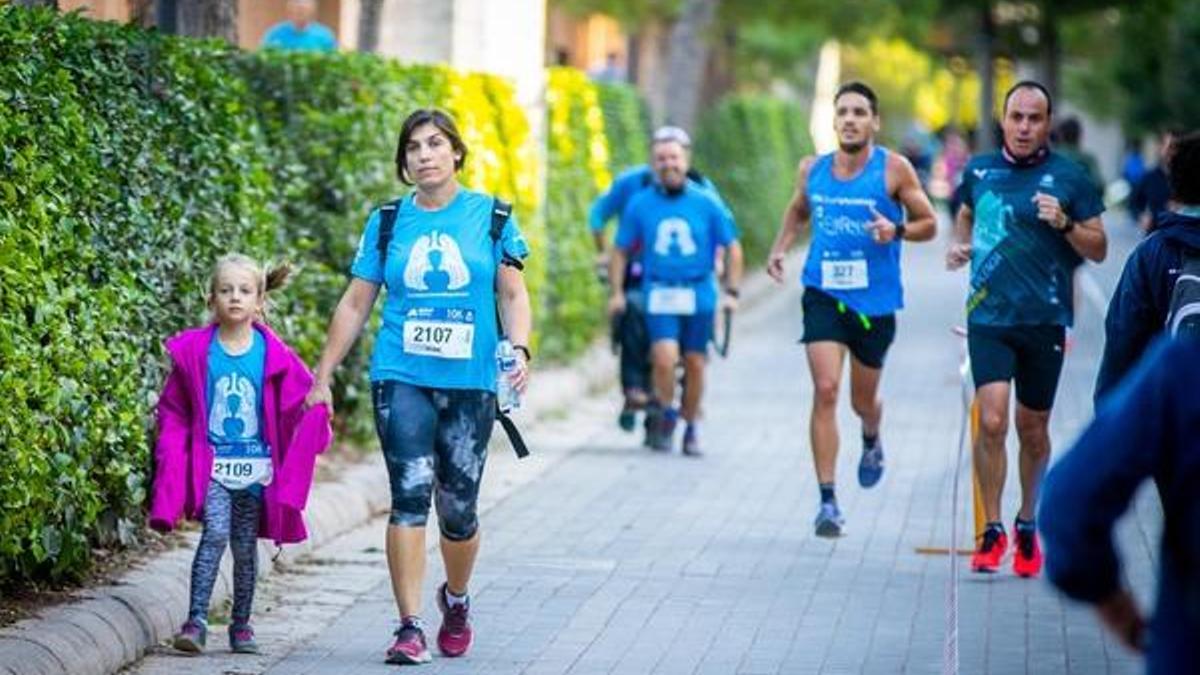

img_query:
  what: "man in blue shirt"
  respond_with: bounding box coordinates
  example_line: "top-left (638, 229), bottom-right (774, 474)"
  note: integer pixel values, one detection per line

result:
top-left (607, 132), bottom-right (743, 457)
top-left (1041, 335), bottom-right (1200, 675)
top-left (1095, 130), bottom-right (1200, 403)
top-left (590, 127), bottom-right (734, 435)
top-left (947, 81), bottom-right (1107, 578)
top-left (261, 0), bottom-right (337, 52)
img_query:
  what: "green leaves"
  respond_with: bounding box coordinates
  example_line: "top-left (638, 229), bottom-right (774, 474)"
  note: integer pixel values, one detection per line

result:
top-left (694, 95), bottom-right (811, 267)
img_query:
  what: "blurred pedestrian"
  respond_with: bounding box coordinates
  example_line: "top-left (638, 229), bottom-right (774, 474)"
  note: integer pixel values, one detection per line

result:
top-left (261, 0), bottom-right (337, 52)
top-left (1095, 130), bottom-right (1200, 402)
top-left (1131, 128), bottom-right (1181, 233)
top-left (1056, 116), bottom-right (1105, 197)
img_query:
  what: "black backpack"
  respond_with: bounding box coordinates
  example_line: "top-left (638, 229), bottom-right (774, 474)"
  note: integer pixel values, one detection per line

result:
top-left (374, 196), bottom-right (529, 458)
top-left (1166, 248), bottom-right (1200, 338)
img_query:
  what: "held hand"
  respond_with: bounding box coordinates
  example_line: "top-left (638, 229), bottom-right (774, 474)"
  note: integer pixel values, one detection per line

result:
top-left (608, 292), bottom-right (627, 317)
top-left (305, 380), bottom-right (334, 413)
top-left (767, 253), bottom-right (786, 283)
top-left (867, 206), bottom-right (898, 244)
top-left (594, 252), bottom-right (611, 284)
top-left (1095, 588), bottom-right (1147, 653)
top-left (508, 354), bottom-right (530, 395)
top-left (946, 243), bottom-right (972, 270)
top-left (1032, 192), bottom-right (1069, 230)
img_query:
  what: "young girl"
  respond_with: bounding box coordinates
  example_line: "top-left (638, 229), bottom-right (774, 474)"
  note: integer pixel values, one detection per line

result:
top-left (149, 254), bottom-right (332, 654)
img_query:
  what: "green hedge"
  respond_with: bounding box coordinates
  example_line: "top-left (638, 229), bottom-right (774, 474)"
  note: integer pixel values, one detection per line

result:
top-left (594, 81), bottom-right (648, 174)
top-left (694, 95), bottom-right (812, 266)
top-left (541, 67), bottom-right (609, 359)
top-left (0, 9), bottom-right (279, 581)
top-left (0, 7), bottom-right (575, 585)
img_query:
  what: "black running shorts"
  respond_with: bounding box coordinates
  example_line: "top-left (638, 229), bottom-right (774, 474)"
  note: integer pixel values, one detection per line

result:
top-left (800, 287), bottom-right (897, 369)
top-left (967, 323), bottom-right (1066, 411)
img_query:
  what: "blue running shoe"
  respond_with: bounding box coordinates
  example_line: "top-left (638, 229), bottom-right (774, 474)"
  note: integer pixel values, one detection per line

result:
top-left (857, 438), bottom-right (884, 488)
top-left (814, 502), bottom-right (845, 538)
top-left (618, 408), bottom-right (636, 432)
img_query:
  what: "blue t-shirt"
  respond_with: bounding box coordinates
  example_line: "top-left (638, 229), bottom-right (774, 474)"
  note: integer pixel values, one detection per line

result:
top-left (206, 330), bottom-right (268, 493)
top-left (351, 188), bottom-right (530, 391)
top-left (206, 330), bottom-right (266, 447)
top-left (260, 21), bottom-right (337, 52)
top-left (958, 150), bottom-right (1105, 327)
top-left (590, 165), bottom-right (736, 236)
top-left (801, 146), bottom-right (906, 316)
top-left (615, 184), bottom-right (737, 314)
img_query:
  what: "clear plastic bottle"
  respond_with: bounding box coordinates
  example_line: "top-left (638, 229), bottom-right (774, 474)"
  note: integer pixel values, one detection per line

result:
top-left (496, 339), bottom-right (521, 413)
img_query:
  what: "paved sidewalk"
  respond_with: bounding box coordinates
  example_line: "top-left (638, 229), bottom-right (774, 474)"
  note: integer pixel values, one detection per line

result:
top-left (121, 224), bottom-right (1157, 675)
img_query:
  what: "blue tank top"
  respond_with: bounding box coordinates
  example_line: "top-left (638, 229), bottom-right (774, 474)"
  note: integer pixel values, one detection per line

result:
top-left (801, 146), bottom-right (906, 316)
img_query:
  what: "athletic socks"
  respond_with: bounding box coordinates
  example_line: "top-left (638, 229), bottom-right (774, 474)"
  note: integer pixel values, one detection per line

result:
top-left (819, 482), bottom-right (836, 505)
top-left (443, 586), bottom-right (469, 609)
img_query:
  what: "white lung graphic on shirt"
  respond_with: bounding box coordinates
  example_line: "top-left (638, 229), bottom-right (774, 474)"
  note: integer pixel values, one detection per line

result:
top-left (653, 217), bottom-right (698, 258)
top-left (403, 230), bottom-right (471, 292)
top-left (209, 373), bottom-right (258, 440)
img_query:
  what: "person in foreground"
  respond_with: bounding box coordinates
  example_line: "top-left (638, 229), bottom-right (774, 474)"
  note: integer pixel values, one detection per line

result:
top-left (306, 108), bottom-right (532, 665)
top-left (1040, 335), bottom-right (1200, 674)
top-left (151, 254), bottom-right (332, 655)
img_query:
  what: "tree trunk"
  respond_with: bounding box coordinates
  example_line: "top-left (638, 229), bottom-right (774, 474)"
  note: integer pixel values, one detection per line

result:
top-left (977, 1), bottom-right (996, 151)
top-left (663, 0), bottom-right (721, 131)
top-left (1039, 1), bottom-right (1060, 100)
top-left (129, 0), bottom-right (156, 29)
top-left (631, 19), bottom-right (672, 126)
top-left (13, 0), bottom-right (57, 8)
top-left (700, 26), bottom-right (736, 110)
top-left (176, 0), bottom-right (237, 44)
top-left (358, 0), bottom-right (384, 53)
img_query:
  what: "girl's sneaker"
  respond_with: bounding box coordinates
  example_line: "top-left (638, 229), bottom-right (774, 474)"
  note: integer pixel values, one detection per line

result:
top-left (229, 622), bottom-right (260, 654)
top-left (172, 619), bottom-right (207, 654)
top-left (386, 618), bottom-right (432, 665)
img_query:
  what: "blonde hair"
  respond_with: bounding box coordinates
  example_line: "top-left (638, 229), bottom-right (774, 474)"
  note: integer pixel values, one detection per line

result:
top-left (207, 253), bottom-right (293, 322)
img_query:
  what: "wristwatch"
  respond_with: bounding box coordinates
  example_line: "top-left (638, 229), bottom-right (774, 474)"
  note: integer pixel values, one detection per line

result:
top-left (513, 344), bottom-right (532, 362)
top-left (894, 222), bottom-right (907, 241)
top-left (724, 287), bottom-right (741, 299)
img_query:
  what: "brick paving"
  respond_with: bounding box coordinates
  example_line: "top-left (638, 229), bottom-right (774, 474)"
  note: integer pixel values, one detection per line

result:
top-left (123, 222), bottom-right (1157, 675)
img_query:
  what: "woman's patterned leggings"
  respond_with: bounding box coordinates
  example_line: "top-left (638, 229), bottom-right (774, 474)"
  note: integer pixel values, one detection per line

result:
top-left (187, 481), bottom-right (261, 624)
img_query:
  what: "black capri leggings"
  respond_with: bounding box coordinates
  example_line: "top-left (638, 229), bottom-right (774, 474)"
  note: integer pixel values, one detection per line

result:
top-left (372, 380), bottom-right (496, 541)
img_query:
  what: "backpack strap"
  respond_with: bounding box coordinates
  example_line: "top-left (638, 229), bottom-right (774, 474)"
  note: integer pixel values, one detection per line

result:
top-left (491, 198), bottom-right (522, 270)
top-left (487, 197), bottom-right (530, 459)
top-left (376, 198), bottom-right (403, 275)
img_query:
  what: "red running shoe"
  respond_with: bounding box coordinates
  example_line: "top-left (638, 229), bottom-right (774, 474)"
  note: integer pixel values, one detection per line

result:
top-left (436, 583), bottom-right (473, 658)
top-left (1012, 522), bottom-right (1043, 578)
top-left (971, 526), bottom-right (1007, 573)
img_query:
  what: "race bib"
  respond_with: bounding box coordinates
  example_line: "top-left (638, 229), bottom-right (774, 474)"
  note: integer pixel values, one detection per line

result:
top-left (821, 259), bottom-right (869, 290)
top-left (648, 286), bottom-right (697, 315)
top-left (403, 307), bottom-right (475, 359)
top-left (212, 441), bottom-right (273, 491)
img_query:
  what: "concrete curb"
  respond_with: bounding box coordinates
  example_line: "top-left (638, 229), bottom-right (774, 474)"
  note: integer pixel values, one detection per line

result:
top-left (0, 258), bottom-right (790, 675)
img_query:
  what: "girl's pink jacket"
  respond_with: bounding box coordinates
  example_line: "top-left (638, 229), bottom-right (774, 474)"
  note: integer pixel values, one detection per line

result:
top-left (149, 323), bottom-right (332, 544)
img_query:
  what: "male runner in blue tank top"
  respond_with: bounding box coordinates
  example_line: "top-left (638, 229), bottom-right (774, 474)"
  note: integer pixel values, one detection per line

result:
top-left (767, 81), bottom-right (937, 537)
top-left (947, 81), bottom-right (1106, 578)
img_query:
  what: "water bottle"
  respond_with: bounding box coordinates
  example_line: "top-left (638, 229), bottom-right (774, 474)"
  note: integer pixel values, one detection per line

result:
top-left (496, 339), bottom-right (521, 413)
